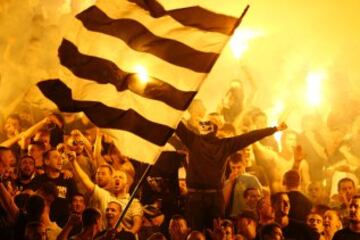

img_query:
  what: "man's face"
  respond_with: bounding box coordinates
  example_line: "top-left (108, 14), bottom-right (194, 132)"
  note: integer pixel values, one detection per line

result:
top-left (349, 198), bottom-right (360, 223)
top-left (306, 213), bottom-right (324, 233)
top-left (45, 150), bottom-right (63, 171)
top-left (245, 189), bottom-right (261, 209)
top-left (20, 157), bottom-right (35, 179)
top-left (95, 167), bottom-right (112, 188)
top-left (198, 120), bottom-right (216, 135)
top-left (323, 210), bottom-right (342, 233)
top-left (339, 180), bottom-right (355, 202)
top-left (240, 147), bottom-right (252, 166)
top-left (4, 117), bottom-right (20, 135)
top-left (112, 170), bottom-right (127, 194)
top-left (0, 149), bottom-right (15, 167)
top-left (238, 218), bottom-right (257, 239)
top-left (274, 194), bottom-right (290, 217)
top-left (229, 161), bottom-right (246, 176)
top-left (258, 198), bottom-right (274, 219)
top-left (268, 226), bottom-right (284, 240)
top-left (28, 144), bottom-right (44, 161)
top-left (67, 136), bottom-right (84, 154)
top-left (105, 202), bottom-right (122, 228)
top-left (223, 225), bottom-right (234, 240)
top-left (282, 133), bottom-right (297, 151)
top-left (169, 218), bottom-right (188, 237)
top-left (71, 195), bottom-right (86, 214)
top-left (308, 182), bottom-right (322, 200)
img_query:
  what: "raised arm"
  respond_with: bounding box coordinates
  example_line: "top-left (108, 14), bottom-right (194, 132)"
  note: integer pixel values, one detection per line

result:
top-left (0, 116), bottom-right (51, 148)
top-left (228, 122), bottom-right (287, 153)
top-left (68, 152), bottom-right (95, 193)
top-left (223, 175), bottom-right (236, 209)
top-left (93, 129), bottom-right (108, 168)
top-left (0, 182), bottom-right (19, 223)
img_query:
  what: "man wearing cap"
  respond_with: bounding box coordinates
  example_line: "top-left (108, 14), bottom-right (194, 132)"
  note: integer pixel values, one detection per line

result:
top-left (175, 112), bottom-right (287, 231)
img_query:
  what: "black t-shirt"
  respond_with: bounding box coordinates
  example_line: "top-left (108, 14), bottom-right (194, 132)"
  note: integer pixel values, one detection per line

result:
top-left (333, 227), bottom-right (360, 240)
top-left (282, 219), bottom-right (319, 240)
top-left (288, 191), bottom-right (313, 222)
top-left (33, 173), bottom-right (77, 201)
top-left (14, 175), bottom-right (41, 192)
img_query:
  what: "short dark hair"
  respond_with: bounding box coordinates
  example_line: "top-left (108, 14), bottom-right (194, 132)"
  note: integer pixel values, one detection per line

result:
top-left (311, 204), bottom-right (331, 215)
top-left (259, 223), bottom-right (282, 239)
top-left (97, 164), bottom-right (114, 175)
top-left (271, 192), bottom-right (288, 206)
top-left (147, 232), bottom-right (167, 240)
top-left (19, 155), bottom-right (35, 164)
top-left (82, 208), bottom-right (101, 228)
top-left (337, 177), bottom-right (355, 192)
top-left (29, 141), bottom-right (46, 151)
top-left (237, 210), bottom-right (258, 222)
top-left (42, 148), bottom-right (57, 161)
top-left (71, 192), bottom-right (86, 202)
top-left (228, 152), bottom-right (243, 164)
top-left (283, 170), bottom-right (301, 188)
top-left (17, 155), bottom-right (36, 175)
top-left (26, 195), bottom-right (45, 222)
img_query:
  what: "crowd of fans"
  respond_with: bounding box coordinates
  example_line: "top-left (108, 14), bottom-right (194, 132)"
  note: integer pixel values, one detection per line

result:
top-left (2, 0), bottom-right (360, 240)
top-left (1, 86), bottom-right (360, 240)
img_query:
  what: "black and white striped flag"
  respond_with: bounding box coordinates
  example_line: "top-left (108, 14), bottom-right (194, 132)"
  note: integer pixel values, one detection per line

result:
top-left (37, 0), bottom-right (248, 163)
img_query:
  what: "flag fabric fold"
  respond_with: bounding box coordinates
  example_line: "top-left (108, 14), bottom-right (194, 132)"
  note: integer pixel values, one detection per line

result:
top-left (37, 0), bottom-right (247, 163)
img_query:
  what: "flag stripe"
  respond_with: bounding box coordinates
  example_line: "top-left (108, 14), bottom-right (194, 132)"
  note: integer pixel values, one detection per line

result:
top-left (59, 39), bottom-right (196, 110)
top-left (103, 129), bottom-right (175, 164)
top-left (37, 79), bottom-right (174, 146)
top-left (129, 0), bottom-right (238, 35)
top-left (65, 18), bottom-right (205, 92)
top-left (76, 6), bottom-right (219, 73)
top-left (57, 66), bottom-right (185, 127)
top-left (96, 0), bottom-right (229, 53)
top-left (36, 0), bottom-right (247, 163)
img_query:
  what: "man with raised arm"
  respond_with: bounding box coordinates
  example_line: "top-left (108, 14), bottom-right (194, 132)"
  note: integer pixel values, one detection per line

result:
top-left (175, 112), bottom-right (287, 230)
top-left (68, 153), bottom-right (143, 235)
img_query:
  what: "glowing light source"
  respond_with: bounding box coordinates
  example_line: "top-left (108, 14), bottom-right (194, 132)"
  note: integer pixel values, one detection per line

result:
top-left (268, 100), bottom-right (285, 151)
top-left (230, 28), bottom-right (263, 59)
top-left (134, 65), bottom-right (149, 84)
top-left (274, 131), bottom-right (282, 151)
top-left (306, 70), bottom-right (326, 107)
